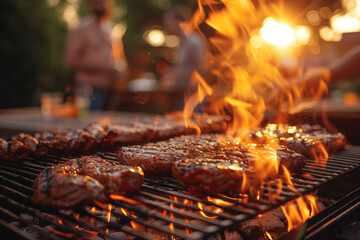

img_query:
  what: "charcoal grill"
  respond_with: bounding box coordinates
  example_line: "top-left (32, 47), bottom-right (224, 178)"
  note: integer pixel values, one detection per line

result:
top-left (0, 146), bottom-right (360, 239)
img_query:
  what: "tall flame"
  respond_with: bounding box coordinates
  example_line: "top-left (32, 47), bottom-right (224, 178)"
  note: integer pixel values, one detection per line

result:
top-left (182, 0), bottom-right (329, 132)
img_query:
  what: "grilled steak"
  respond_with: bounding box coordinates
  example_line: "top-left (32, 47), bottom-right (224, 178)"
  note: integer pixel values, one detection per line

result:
top-left (172, 143), bottom-right (305, 196)
top-left (36, 131), bottom-right (75, 153)
top-left (64, 129), bottom-right (98, 151)
top-left (172, 158), bottom-right (252, 196)
top-left (15, 133), bottom-right (50, 156)
top-left (249, 124), bottom-right (346, 157)
top-left (66, 156), bottom-right (144, 195)
top-left (118, 134), bottom-right (305, 175)
top-left (32, 164), bottom-right (107, 208)
top-left (86, 112), bottom-right (227, 146)
top-left (0, 138), bottom-right (29, 161)
top-left (85, 123), bottom-right (109, 145)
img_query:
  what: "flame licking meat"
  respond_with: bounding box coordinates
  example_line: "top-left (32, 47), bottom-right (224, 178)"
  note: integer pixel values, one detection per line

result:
top-left (182, 0), bottom-right (329, 134)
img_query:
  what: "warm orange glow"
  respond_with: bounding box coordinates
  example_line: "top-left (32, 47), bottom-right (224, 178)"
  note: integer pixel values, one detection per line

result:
top-left (107, 204), bottom-right (112, 223)
top-left (58, 218), bottom-right (63, 225)
top-left (343, 92), bottom-right (359, 107)
top-left (281, 194), bottom-right (322, 231)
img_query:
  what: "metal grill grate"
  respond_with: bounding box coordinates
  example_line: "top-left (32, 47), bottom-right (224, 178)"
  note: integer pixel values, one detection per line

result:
top-left (0, 146), bottom-right (360, 239)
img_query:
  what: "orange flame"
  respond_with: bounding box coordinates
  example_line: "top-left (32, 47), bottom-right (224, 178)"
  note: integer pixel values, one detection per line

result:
top-left (281, 194), bottom-right (322, 232)
top-left (183, 71), bottom-right (213, 134)
top-left (281, 165), bottom-right (295, 190)
top-left (182, 0), bottom-right (329, 133)
top-left (312, 143), bottom-right (329, 167)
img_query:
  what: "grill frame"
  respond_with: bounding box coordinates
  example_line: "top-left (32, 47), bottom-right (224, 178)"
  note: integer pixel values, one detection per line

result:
top-left (0, 146), bottom-right (360, 239)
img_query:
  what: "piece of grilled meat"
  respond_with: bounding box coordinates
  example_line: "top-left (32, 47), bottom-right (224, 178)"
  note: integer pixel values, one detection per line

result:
top-left (66, 156), bottom-right (144, 195)
top-left (0, 138), bottom-right (29, 161)
top-left (172, 158), bottom-right (253, 196)
top-left (86, 112), bottom-right (227, 146)
top-left (32, 164), bottom-right (107, 208)
top-left (118, 134), bottom-right (306, 175)
top-left (85, 123), bottom-right (110, 145)
top-left (15, 133), bottom-right (50, 156)
top-left (64, 129), bottom-right (98, 151)
top-left (36, 131), bottom-right (75, 152)
top-left (249, 124), bottom-right (346, 157)
top-left (172, 143), bottom-right (305, 196)
top-left (117, 134), bottom-right (221, 174)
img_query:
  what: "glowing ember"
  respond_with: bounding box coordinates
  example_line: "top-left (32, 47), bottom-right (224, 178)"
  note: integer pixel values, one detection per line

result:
top-left (107, 204), bottom-right (112, 223)
top-left (130, 221), bottom-right (146, 231)
top-left (50, 228), bottom-right (76, 238)
top-left (110, 194), bottom-right (141, 205)
top-left (206, 197), bottom-right (234, 206)
top-left (281, 194), bottom-right (322, 232)
top-left (265, 231), bottom-right (274, 240)
top-left (197, 202), bottom-right (219, 219)
top-left (120, 207), bottom-right (128, 216)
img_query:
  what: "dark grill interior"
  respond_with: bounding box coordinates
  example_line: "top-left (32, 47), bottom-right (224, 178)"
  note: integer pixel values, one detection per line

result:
top-left (0, 146), bottom-right (360, 239)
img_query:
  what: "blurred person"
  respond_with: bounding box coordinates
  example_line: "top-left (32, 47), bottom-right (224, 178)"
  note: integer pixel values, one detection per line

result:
top-left (160, 6), bottom-right (207, 91)
top-left (65, 0), bottom-right (128, 111)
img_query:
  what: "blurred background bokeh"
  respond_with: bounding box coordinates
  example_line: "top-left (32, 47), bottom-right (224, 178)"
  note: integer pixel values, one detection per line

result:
top-left (1, 0), bottom-right (360, 113)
